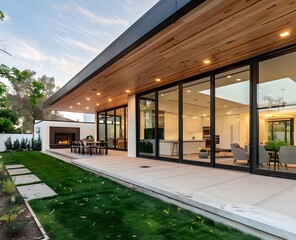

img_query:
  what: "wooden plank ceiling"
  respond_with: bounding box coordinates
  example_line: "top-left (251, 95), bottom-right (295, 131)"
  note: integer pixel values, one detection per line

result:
top-left (48, 0), bottom-right (296, 113)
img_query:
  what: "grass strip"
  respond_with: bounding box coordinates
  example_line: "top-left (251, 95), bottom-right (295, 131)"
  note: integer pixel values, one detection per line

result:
top-left (1, 152), bottom-right (258, 240)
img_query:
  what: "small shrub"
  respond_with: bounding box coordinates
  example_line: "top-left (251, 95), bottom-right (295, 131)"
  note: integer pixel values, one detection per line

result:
top-left (4, 137), bottom-right (13, 151)
top-left (0, 160), bottom-right (4, 173)
top-left (13, 139), bottom-right (20, 151)
top-left (4, 221), bottom-right (28, 238)
top-left (20, 138), bottom-right (28, 150)
top-left (33, 136), bottom-right (42, 151)
top-left (31, 138), bottom-right (35, 150)
top-left (0, 206), bottom-right (25, 222)
top-left (2, 177), bottom-right (16, 194)
top-left (0, 204), bottom-right (27, 238)
top-left (26, 141), bottom-right (31, 151)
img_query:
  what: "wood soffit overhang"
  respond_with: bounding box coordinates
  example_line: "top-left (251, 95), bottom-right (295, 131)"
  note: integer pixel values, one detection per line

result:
top-left (46, 0), bottom-right (296, 113)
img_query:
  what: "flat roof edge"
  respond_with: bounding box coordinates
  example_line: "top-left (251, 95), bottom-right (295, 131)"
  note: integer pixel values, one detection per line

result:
top-left (44, 0), bottom-right (206, 109)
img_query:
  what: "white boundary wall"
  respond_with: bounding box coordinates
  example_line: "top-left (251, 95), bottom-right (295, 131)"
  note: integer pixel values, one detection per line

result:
top-left (34, 120), bottom-right (95, 151)
top-left (0, 134), bottom-right (33, 152)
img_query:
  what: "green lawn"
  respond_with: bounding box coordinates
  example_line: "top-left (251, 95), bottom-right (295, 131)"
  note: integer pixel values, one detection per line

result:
top-left (1, 152), bottom-right (258, 240)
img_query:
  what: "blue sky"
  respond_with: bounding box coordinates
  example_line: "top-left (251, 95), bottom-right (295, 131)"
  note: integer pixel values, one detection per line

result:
top-left (1, 0), bottom-right (159, 88)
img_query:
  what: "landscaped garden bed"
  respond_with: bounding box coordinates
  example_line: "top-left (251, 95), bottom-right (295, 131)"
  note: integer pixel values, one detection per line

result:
top-left (1, 152), bottom-right (259, 240)
top-left (0, 161), bottom-right (43, 240)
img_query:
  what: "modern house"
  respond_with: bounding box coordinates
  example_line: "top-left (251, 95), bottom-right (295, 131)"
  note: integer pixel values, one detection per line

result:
top-left (44, 0), bottom-right (296, 180)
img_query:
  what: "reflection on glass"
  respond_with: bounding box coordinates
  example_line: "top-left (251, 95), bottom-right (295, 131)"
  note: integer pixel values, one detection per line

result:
top-left (158, 86), bottom-right (179, 159)
top-left (215, 66), bottom-right (250, 167)
top-left (116, 108), bottom-right (125, 149)
top-left (258, 52), bottom-right (296, 173)
top-left (107, 110), bottom-right (115, 148)
top-left (98, 112), bottom-right (106, 141)
top-left (183, 77), bottom-right (210, 163)
top-left (139, 93), bottom-right (156, 156)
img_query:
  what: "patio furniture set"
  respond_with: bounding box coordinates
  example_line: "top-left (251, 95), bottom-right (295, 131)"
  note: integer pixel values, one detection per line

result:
top-left (70, 140), bottom-right (108, 156)
top-left (231, 143), bottom-right (296, 170)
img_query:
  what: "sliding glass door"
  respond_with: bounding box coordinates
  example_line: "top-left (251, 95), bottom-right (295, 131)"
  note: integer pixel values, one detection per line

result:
top-left (97, 106), bottom-right (127, 151)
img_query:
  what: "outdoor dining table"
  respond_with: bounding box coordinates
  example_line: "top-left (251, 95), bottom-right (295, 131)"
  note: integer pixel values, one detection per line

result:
top-left (85, 141), bottom-right (108, 155)
top-left (267, 150), bottom-right (279, 170)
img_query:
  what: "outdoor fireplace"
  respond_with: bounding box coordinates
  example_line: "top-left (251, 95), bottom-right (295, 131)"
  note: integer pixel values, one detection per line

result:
top-left (50, 127), bottom-right (80, 149)
top-left (55, 133), bottom-right (75, 144)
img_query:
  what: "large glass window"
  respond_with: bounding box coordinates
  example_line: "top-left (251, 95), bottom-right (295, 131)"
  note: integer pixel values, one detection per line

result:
top-left (215, 66), bottom-right (250, 167)
top-left (258, 52), bottom-right (296, 173)
top-left (139, 93), bottom-right (156, 157)
top-left (183, 78), bottom-right (210, 163)
top-left (158, 86), bottom-right (179, 159)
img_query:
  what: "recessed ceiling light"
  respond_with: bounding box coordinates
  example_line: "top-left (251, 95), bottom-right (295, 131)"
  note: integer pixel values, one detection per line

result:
top-left (125, 90), bottom-right (130, 93)
top-left (108, 98), bottom-right (112, 102)
top-left (69, 106), bottom-right (73, 109)
top-left (96, 93), bottom-right (101, 96)
top-left (77, 102), bottom-right (81, 105)
top-left (203, 59), bottom-right (211, 64)
top-left (86, 97), bottom-right (90, 101)
top-left (236, 78), bottom-right (241, 81)
top-left (227, 75), bottom-right (232, 78)
top-left (187, 90), bottom-right (191, 93)
top-left (224, 105), bottom-right (227, 108)
top-left (96, 103), bottom-right (100, 106)
top-left (86, 107), bottom-right (89, 110)
top-left (155, 78), bottom-right (161, 82)
top-left (280, 31), bottom-right (290, 37)
top-left (160, 94), bottom-right (164, 96)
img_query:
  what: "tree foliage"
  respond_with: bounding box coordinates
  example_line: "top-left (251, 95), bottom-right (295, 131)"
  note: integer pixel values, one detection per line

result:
top-left (0, 82), bottom-right (8, 108)
top-left (0, 64), bottom-right (30, 83)
top-left (0, 109), bottom-right (19, 133)
top-left (0, 10), bottom-right (4, 21)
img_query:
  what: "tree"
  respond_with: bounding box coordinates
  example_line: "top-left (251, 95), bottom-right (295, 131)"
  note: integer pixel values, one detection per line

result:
top-left (7, 74), bottom-right (58, 132)
top-left (1, 11), bottom-right (47, 132)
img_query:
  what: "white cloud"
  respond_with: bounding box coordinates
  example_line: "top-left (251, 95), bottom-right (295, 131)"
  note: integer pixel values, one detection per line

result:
top-left (9, 37), bottom-right (46, 62)
top-left (54, 3), bottom-right (129, 26)
top-left (55, 35), bottom-right (102, 53)
top-left (126, 0), bottom-right (134, 5)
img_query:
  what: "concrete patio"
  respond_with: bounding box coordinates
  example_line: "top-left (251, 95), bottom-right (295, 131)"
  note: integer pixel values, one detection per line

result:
top-left (45, 149), bottom-right (296, 240)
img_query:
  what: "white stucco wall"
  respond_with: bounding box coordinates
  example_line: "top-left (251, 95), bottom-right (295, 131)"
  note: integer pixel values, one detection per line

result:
top-left (128, 94), bottom-right (137, 157)
top-left (0, 134), bottom-right (33, 152)
top-left (34, 120), bottom-right (95, 151)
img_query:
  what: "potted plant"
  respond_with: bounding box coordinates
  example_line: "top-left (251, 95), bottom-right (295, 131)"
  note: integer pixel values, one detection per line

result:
top-left (265, 140), bottom-right (288, 152)
top-left (198, 147), bottom-right (208, 158)
top-left (85, 135), bottom-right (94, 142)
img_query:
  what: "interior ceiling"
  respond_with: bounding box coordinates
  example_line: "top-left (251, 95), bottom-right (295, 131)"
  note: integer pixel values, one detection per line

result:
top-left (48, 0), bottom-right (296, 114)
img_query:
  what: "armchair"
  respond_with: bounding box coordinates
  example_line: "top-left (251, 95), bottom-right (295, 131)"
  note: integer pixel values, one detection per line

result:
top-left (278, 146), bottom-right (296, 170)
top-left (230, 143), bottom-right (249, 163)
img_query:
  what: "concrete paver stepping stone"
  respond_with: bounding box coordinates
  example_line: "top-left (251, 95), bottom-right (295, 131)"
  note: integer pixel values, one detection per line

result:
top-left (7, 168), bottom-right (31, 176)
top-left (17, 183), bottom-right (57, 201)
top-left (15, 174), bottom-right (41, 186)
top-left (5, 164), bottom-right (26, 169)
